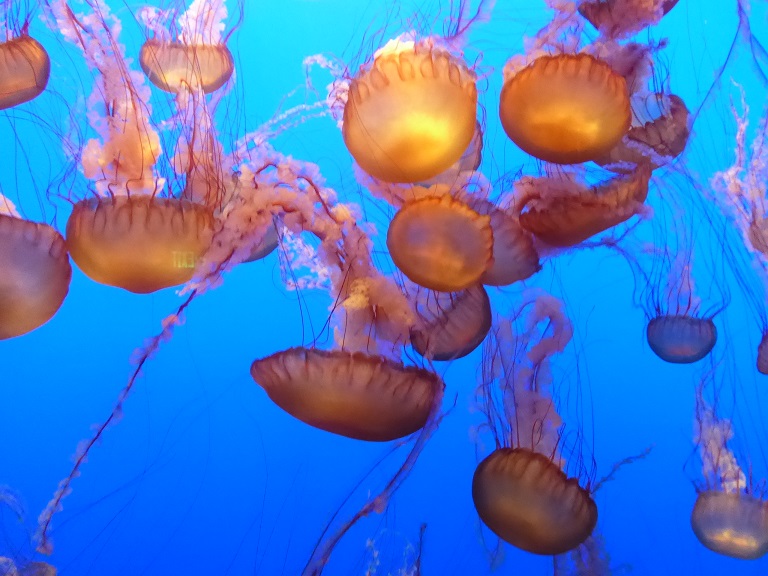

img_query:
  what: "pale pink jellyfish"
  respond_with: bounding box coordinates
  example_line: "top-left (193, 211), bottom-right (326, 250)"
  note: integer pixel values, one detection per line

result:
top-left (473, 292), bottom-right (597, 556)
top-left (691, 383), bottom-right (768, 559)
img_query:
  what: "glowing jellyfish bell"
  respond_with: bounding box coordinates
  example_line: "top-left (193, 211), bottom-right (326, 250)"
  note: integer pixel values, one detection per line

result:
top-left (342, 36), bottom-right (478, 183)
top-left (646, 315), bottom-right (717, 364)
top-left (0, 15), bottom-right (50, 110)
top-left (499, 53), bottom-right (630, 164)
top-left (473, 294), bottom-right (597, 555)
top-left (0, 196), bottom-right (71, 339)
top-left (387, 185), bottom-right (494, 292)
top-left (139, 0), bottom-right (234, 94)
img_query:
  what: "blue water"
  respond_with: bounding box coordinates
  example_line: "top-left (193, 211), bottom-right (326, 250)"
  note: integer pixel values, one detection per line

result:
top-left (2, 0), bottom-right (768, 574)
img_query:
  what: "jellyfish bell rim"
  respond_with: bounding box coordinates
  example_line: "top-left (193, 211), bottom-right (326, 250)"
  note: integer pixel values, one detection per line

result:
top-left (250, 347), bottom-right (443, 442)
top-left (499, 52), bottom-right (630, 165)
top-left (472, 447), bottom-right (597, 555)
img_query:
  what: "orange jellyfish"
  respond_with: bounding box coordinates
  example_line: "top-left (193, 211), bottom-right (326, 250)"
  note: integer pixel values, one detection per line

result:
top-left (473, 293), bottom-right (597, 556)
top-left (49, 0), bottom-right (216, 293)
top-left (387, 191), bottom-right (494, 292)
top-left (515, 162), bottom-right (651, 247)
top-left (499, 53), bottom-right (630, 165)
top-left (251, 347), bottom-right (441, 441)
top-left (0, 18), bottom-right (50, 110)
top-left (0, 200), bottom-right (71, 339)
top-left (342, 37), bottom-right (477, 183)
top-left (138, 0), bottom-right (234, 94)
top-left (410, 283), bottom-right (491, 361)
top-left (691, 376), bottom-right (768, 559)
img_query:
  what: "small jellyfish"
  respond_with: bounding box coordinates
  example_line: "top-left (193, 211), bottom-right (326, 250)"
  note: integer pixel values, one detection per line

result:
top-left (499, 53), bottom-right (630, 165)
top-left (691, 491), bottom-right (768, 560)
top-left (515, 162), bottom-right (650, 247)
top-left (0, 206), bottom-right (71, 339)
top-left (410, 284), bottom-right (492, 361)
top-left (138, 0), bottom-right (234, 93)
top-left (250, 347), bottom-right (441, 441)
top-left (646, 315), bottom-right (717, 364)
top-left (343, 38), bottom-right (477, 183)
top-left (65, 195), bottom-right (214, 293)
top-left (0, 34), bottom-right (50, 110)
top-left (691, 382), bottom-right (768, 559)
top-left (387, 191), bottom-right (493, 292)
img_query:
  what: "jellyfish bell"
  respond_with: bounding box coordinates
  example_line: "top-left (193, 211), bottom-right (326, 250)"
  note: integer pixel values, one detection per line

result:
top-left (472, 448), bottom-right (597, 555)
top-left (499, 53), bottom-right (630, 165)
top-left (139, 38), bottom-right (234, 94)
top-left (646, 315), bottom-right (717, 364)
top-left (594, 94), bottom-right (691, 173)
top-left (690, 491), bottom-right (768, 560)
top-left (65, 194), bottom-right (214, 293)
top-left (410, 284), bottom-right (492, 361)
top-left (0, 34), bottom-right (50, 110)
top-left (342, 38), bottom-right (478, 183)
top-left (0, 212), bottom-right (71, 339)
top-left (386, 189), bottom-right (494, 292)
top-left (579, 0), bottom-right (680, 39)
top-left (250, 347), bottom-right (442, 441)
top-left (517, 162), bottom-right (651, 247)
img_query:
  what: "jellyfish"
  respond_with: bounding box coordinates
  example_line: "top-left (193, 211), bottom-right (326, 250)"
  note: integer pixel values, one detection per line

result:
top-left (250, 347), bottom-right (442, 441)
top-left (341, 36), bottom-right (477, 183)
top-left (409, 283), bottom-right (492, 361)
top-left (593, 93), bottom-right (691, 173)
top-left (473, 292), bottom-right (597, 556)
top-left (47, 0), bottom-right (216, 293)
top-left (0, 195), bottom-right (71, 339)
top-left (514, 162), bottom-right (651, 248)
top-left (691, 375), bottom-right (768, 559)
top-left (579, 0), bottom-right (679, 40)
top-left (0, 3), bottom-right (50, 110)
top-left (499, 53), bottom-right (630, 165)
top-left (138, 0), bottom-right (234, 94)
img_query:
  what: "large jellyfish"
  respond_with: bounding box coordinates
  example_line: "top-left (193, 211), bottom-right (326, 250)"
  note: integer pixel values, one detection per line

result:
top-left (473, 292), bottom-right (597, 556)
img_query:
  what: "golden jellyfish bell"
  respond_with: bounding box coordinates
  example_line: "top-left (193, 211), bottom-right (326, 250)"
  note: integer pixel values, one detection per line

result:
top-left (251, 348), bottom-right (442, 441)
top-left (0, 35), bottom-right (50, 109)
top-left (139, 38), bottom-right (234, 93)
top-left (66, 195), bottom-right (214, 293)
top-left (0, 215), bottom-right (71, 339)
top-left (342, 41), bottom-right (478, 183)
top-left (499, 53), bottom-right (630, 164)
top-left (472, 448), bottom-right (597, 555)
top-left (387, 192), bottom-right (494, 292)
